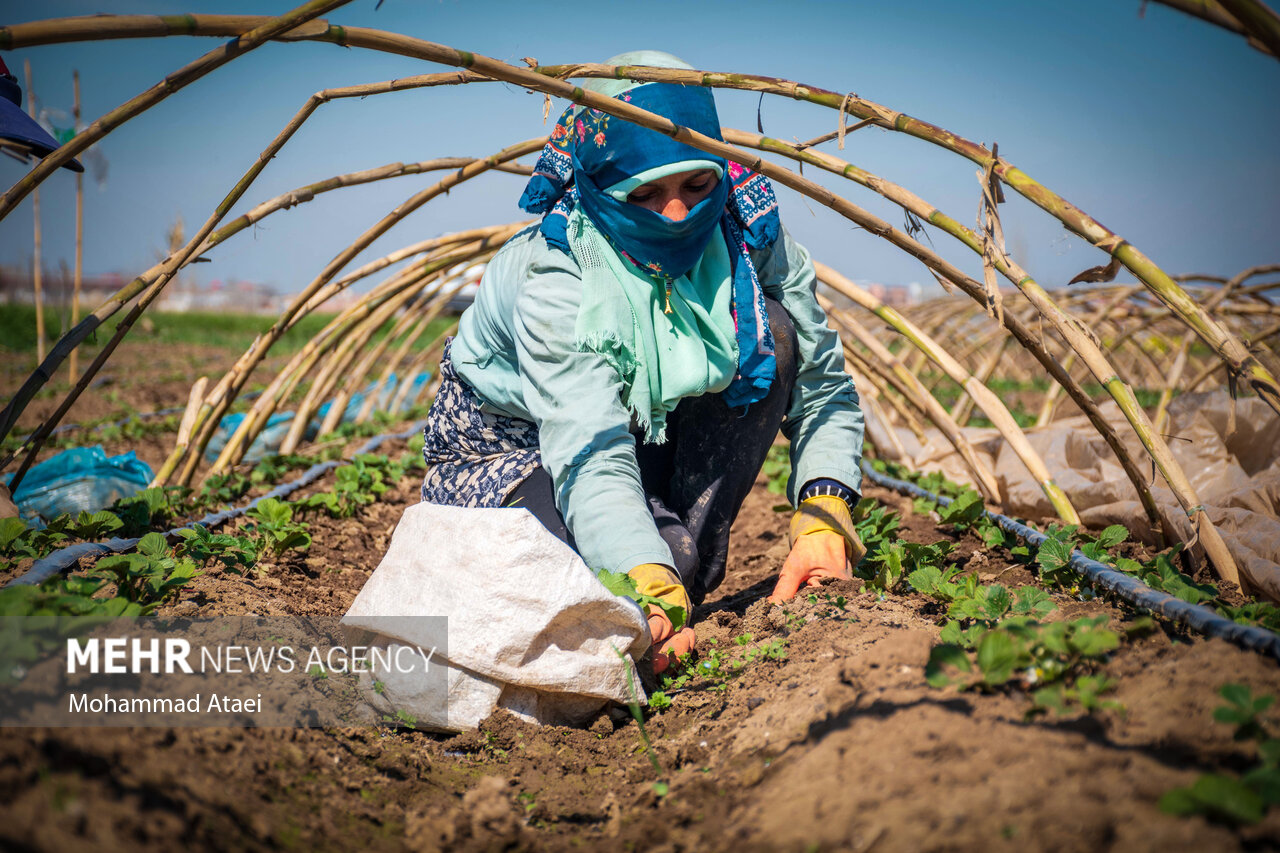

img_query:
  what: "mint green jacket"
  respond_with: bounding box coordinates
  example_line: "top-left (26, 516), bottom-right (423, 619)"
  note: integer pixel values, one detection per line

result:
top-left (449, 223), bottom-right (864, 574)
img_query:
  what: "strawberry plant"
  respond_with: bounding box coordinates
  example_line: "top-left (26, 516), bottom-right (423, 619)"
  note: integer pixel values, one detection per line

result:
top-left (927, 614), bottom-right (1119, 693)
top-left (92, 532), bottom-right (199, 613)
top-left (0, 575), bottom-right (143, 683)
top-left (195, 471), bottom-right (253, 511)
top-left (1, 515), bottom-right (73, 569)
top-left (242, 498), bottom-right (311, 558)
top-left (174, 523), bottom-right (260, 574)
top-left (249, 453), bottom-right (318, 486)
top-left (596, 570), bottom-right (687, 631)
top-left (851, 497), bottom-right (901, 558)
top-left (1114, 546), bottom-right (1217, 605)
top-left (112, 486), bottom-right (195, 536)
top-left (861, 539), bottom-right (951, 595)
top-left (1161, 684), bottom-right (1280, 825)
top-left (302, 456), bottom-right (391, 518)
top-left (1031, 673), bottom-right (1122, 716)
top-left (935, 488), bottom-right (1007, 549)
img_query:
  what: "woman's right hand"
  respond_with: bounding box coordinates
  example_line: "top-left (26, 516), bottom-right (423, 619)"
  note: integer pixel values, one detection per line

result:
top-left (646, 604), bottom-right (696, 675)
top-left (628, 563), bottom-right (696, 674)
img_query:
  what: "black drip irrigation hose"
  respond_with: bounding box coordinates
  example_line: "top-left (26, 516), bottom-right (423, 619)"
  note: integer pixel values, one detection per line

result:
top-left (9, 420), bottom-right (428, 588)
top-left (861, 461), bottom-right (1280, 662)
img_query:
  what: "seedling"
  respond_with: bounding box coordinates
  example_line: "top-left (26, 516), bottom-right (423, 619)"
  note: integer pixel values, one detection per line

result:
top-left (91, 532), bottom-right (199, 613)
top-left (174, 524), bottom-right (259, 574)
top-left (242, 498), bottom-right (311, 558)
top-left (596, 570), bottom-right (686, 632)
top-left (1162, 685), bottom-right (1279, 825)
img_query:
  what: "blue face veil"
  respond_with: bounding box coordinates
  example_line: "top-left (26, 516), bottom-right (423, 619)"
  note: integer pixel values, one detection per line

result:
top-left (518, 78), bottom-right (782, 410)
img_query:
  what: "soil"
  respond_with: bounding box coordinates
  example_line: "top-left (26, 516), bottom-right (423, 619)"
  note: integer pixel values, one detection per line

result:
top-left (2, 346), bottom-right (1279, 852)
top-left (3, 341), bottom-right (301, 472)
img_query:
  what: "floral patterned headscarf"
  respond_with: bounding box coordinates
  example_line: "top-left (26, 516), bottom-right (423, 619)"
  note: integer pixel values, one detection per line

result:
top-left (518, 70), bottom-right (783, 410)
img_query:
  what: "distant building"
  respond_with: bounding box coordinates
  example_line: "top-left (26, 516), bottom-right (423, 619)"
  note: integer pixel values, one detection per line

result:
top-left (0, 264), bottom-right (284, 314)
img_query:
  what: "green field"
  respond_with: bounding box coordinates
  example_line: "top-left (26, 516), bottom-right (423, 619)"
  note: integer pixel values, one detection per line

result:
top-left (0, 304), bottom-right (453, 357)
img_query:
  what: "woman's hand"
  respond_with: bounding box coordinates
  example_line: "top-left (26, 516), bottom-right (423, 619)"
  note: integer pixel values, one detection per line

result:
top-left (769, 531), bottom-right (851, 603)
top-left (628, 563), bottom-right (696, 675)
top-left (645, 604), bottom-right (696, 675)
top-left (768, 495), bottom-right (866, 604)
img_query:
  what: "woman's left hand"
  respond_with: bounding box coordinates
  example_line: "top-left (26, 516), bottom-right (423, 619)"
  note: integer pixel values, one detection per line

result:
top-left (768, 531), bottom-right (852, 603)
top-left (646, 604), bottom-right (696, 674)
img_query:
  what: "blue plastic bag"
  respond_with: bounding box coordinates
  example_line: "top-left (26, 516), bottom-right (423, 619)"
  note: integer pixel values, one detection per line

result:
top-left (5, 446), bottom-right (154, 525)
top-left (203, 411), bottom-right (296, 464)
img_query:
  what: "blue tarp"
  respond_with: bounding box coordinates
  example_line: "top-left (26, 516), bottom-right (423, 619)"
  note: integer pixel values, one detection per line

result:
top-left (202, 371), bottom-right (432, 462)
top-left (6, 371), bottom-right (432, 524)
top-left (5, 446), bottom-right (154, 526)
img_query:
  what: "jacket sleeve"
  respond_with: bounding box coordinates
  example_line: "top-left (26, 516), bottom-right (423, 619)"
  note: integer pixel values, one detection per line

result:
top-left (753, 226), bottom-right (865, 504)
top-left (511, 247), bottom-right (675, 574)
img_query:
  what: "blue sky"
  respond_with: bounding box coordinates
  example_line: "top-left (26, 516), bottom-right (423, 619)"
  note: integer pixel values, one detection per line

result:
top-left (1, 0), bottom-right (1277, 300)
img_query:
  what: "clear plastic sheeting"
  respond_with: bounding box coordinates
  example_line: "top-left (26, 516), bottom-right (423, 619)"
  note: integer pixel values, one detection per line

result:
top-left (866, 390), bottom-right (1280, 601)
top-left (3, 447), bottom-right (153, 526)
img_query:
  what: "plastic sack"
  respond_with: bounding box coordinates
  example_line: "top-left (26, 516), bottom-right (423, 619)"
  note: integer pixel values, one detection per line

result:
top-left (6, 446), bottom-right (153, 526)
top-left (203, 411), bottom-right (296, 464)
top-left (341, 503), bottom-right (650, 732)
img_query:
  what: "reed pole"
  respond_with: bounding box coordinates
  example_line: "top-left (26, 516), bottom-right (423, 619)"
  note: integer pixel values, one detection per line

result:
top-left (23, 60), bottom-right (45, 363)
top-left (823, 298), bottom-right (1002, 503)
top-left (0, 1), bottom-right (354, 222)
top-left (70, 69), bottom-right (83, 382)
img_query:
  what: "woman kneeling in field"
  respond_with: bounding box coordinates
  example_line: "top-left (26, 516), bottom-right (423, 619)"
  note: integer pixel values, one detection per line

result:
top-left (420, 51), bottom-right (866, 672)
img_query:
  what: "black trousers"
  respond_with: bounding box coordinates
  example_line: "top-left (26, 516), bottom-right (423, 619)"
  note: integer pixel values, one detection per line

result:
top-left (504, 297), bottom-right (799, 606)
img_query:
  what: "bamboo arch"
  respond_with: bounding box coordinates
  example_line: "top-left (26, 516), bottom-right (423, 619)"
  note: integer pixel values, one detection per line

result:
top-left (2, 8), bottom-right (1276, 593)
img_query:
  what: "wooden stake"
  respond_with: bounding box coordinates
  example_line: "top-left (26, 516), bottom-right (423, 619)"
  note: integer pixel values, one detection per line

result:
top-left (23, 60), bottom-right (45, 363)
top-left (70, 69), bottom-right (82, 382)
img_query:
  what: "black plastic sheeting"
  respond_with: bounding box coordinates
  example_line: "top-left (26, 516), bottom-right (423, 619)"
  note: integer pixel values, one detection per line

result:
top-left (861, 462), bottom-right (1280, 662)
top-left (11, 420), bottom-right (428, 588)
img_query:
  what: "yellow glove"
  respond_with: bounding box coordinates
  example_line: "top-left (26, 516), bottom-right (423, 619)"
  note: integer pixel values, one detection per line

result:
top-left (788, 495), bottom-right (867, 562)
top-left (627, 563), bottom-right (692, 619)
top-left (770, 495), bottom-right (867, 604)
top-left (628, 563), bottom-right (695, 675)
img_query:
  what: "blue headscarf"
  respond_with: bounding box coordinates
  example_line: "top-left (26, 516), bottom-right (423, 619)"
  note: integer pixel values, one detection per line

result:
top-left (519, 79), bottom-right (782, 410)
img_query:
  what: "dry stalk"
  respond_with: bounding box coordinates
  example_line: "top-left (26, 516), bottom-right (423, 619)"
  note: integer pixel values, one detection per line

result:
top-left (817, 264), bottom-right (1077, 523)
top-left (823, 298), bottom-right (1002, 503)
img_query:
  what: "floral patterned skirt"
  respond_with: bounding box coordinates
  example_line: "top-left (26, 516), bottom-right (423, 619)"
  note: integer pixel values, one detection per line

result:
top-left (419, 339), bottom-right (542, 507)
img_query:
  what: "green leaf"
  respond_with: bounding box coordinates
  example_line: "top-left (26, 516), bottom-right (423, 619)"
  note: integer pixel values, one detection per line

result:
top-left (925, 644), bottom-right (970, 688)
top-left (1031, 684), bottom-right (1067, 714)
top-left (938, 489), bottom-right (984, 529)
top-left (975, 630), bottom-right (1021, 685)
top-left (1220, 683), bottom-right (1252, 710)
top-left (1258, 739), bottom-right (1280, 769)
top-left (596, 570), bottom-right (686, 632)
top-left (1158, 787), bottom-right (1200, 816)
top-left (1036, 536), bottom-right (1074, 585)
top-left (137, 531), bottom-right (169, 558)
top-left (1095, 524), bottom-right (1128, 550)
top-left (1012, 586), bottom-right (1057, 617)
top-left (0, 517), bottom-right (29, 553)
top-left (982, 585), bottom-right (1012, 621)
top-left (907, 566), bottom-right (942, 596)
top-left (1069, 619), bottom-right (1119, 658)
top-left (1243, 767), bottom-right (1280, 806)
top-left (1182, 774), bottom-right (1265, 824)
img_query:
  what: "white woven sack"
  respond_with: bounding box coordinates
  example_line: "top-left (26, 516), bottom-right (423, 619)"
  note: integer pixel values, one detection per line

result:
top-left (341, 502), bottom-right (650, 732)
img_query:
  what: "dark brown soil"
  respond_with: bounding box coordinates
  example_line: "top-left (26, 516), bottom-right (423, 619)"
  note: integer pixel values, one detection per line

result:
top-left (2, 360), bottom-right (1279, 852)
